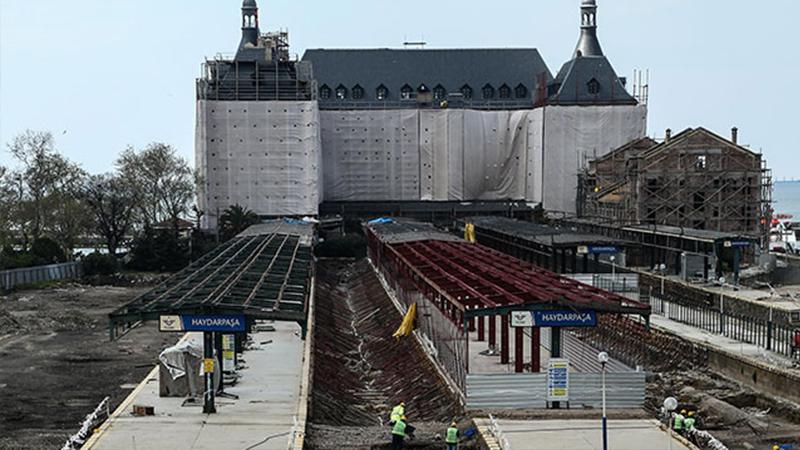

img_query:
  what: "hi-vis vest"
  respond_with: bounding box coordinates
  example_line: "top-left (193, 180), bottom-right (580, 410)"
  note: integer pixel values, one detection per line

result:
top-left (446, 426), bottom-right (458, 444)
top-left (684, 417), bottom-right (695, 430)
top-left (392, 420), bottom-right (407, 437)
top-left (673, 414), bottom-right (684, 430)
top-left (390, 405), bottom-right (404, 422)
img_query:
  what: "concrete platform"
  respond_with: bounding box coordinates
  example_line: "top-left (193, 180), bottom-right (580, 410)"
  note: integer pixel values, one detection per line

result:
top-left (84, 322), bottom-right (304, 450)
top-left (496, 418), bottom-right (692, 450)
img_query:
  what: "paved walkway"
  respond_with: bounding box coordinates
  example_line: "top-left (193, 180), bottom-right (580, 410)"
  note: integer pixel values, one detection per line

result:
top-left (649, 313), bottom-right (799, 371)
top-left (496, 419), bottom-right (692, 450)
top-left (84, 322), bottom-right (304, 450)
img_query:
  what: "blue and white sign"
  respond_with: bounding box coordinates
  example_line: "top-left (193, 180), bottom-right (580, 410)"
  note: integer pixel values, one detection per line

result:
top-left (532, 310), bottom-right (597, 327)
top-left (723, 240), bottom-right (751, 248)
top-left (547, 358), bottom-right (570, 402)
top-left (159, 314), bottom-right (247, 333)
top-left (588, 246), bottom-right (619, 254)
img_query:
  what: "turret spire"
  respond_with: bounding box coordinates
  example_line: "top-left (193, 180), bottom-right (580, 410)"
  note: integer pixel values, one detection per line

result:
top-left (574, 0), bottom-right (603, 58)
top-left (239, 0), bottom-right (260, 49)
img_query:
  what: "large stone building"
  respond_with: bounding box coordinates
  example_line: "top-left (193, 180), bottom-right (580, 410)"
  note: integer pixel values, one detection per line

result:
top-left (196, 0), bottom-right (647, 228)
top-left (578, 127), bottom-right (772, 237)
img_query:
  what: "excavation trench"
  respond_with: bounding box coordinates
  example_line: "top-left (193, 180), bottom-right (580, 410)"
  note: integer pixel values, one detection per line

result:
top-left (308, 259), bottom-right (464, 449)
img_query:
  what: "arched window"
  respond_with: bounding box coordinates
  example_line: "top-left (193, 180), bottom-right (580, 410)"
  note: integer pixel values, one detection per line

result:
top-left (460, 84), bottom-right (473, 99)
top-left (515, 83), bottom-right (528, 98)
top-left (319, 84), bottom-right (331, 100)
top-left (352, 84), bottom-right (364, 100)
top-left (482, 84), bottom-right (495, 99)
top-left (417, 84), bottom-right (430, 94)
top-left (376, 84), bottom-right (389, 101)
top-left (587, 78), bottom-right (600, 95)
top-left (400, 84), bottom-right (413, 100)
top-left (433, 84), bottom-right (447, 100)
top-left (335, 84), bottom-right (348, 100)
top-left (499, 84), bottom-right (511, 99)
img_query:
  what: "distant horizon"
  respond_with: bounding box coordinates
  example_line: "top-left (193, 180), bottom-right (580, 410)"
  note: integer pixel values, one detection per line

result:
top-left (2, 0), bottom-right (798, 178)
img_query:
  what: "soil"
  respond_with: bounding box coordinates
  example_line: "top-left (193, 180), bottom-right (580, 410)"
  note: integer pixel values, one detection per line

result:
top-left (0, 283), bottom-right (175, 450)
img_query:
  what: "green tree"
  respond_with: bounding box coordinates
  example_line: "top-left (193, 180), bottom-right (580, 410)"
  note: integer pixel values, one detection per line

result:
top-left (219, 204), bottom-right (260, 240)
top-left (83, 174), bottom-right (137, 255)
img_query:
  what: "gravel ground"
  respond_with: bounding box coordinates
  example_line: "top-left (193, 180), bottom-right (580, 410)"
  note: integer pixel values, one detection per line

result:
top-left (0, 283), bottom-right (175, 450)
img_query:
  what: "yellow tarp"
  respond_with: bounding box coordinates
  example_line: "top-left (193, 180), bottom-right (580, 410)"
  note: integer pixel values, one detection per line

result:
top-left (392, 303), bottom-right (417, 339)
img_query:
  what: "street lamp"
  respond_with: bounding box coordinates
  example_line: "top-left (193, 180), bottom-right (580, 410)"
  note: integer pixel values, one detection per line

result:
top-left (663, 396), bottom-right (678, 450)
top-left (610, 255), bottom-right (616, 281)
top-left (598, 351), bottom-right (609, 450)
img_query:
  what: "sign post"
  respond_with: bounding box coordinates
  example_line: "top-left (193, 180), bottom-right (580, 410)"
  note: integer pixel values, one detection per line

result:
top-left (159, 314), bottom-right (247, 414)
top-left (547, 358), bottom-right (570, 409)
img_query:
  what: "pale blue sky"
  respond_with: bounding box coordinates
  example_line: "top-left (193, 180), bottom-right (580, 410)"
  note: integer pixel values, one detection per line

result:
top-left (1, 1), bottom-right (797, 178)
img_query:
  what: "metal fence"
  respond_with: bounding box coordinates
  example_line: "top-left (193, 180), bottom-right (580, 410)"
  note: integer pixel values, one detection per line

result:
top-left (650, 296), bottom-right (798, 359)
top-left (0, 261), bottom-right (82, 291)
top-left (466, 372), bottom-right (645, 410)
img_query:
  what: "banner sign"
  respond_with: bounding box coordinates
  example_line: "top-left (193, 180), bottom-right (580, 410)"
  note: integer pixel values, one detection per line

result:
top-left (588, 246), bottom-right (619, 254)
top-left (532, 310), bottom-right (597, 327)
top-left (159, 315), bottom-right (247, 333)
top-left (723, 240), bottom-right (751, 248)
top-left (547, 358), bottom-right (570, 402)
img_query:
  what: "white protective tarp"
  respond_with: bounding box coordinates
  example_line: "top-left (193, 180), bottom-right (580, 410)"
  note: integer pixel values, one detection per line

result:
top-left (321, 109), bottom-right (539, 202)
top-left (196, 100), bottom-right (322, 229)
top-left (541, 104), bottom-right (648, 214)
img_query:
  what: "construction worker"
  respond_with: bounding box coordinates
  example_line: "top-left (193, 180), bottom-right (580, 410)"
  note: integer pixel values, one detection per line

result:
top-left (391, 415), bottom-right (408, 450)
top-left (683, 411), bottom-right (696, 433)
top-left (673, 409), bottom-right (685, 432)
top-left (445, 421), bottom-right (459, 450)
top-left (390, 402), bottom-right (405, 425)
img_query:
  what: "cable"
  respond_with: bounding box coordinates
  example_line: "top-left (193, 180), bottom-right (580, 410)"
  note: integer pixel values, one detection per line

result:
top-left (243, 431), bottom-right (291, 450)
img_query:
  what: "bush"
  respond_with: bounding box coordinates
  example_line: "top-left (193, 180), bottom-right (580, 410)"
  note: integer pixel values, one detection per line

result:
top-left (31, 237), bottom-right (66, 264)
top-left (315, 234), bottom-right (367, 258)
top-left (127, 228), bottom-right (189, 272)
top-left (82, 252), bottom-right (120, 276)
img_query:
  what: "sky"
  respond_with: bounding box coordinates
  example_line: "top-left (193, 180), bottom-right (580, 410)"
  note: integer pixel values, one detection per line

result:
top-left (0, 0), bottom-right (797, 179)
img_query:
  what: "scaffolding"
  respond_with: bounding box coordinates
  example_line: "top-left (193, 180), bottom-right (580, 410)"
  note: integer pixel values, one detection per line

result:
top-left (579, 128), bottom-right (772, 243)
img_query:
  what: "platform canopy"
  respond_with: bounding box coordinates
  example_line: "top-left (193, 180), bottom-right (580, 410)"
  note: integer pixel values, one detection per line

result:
top-left (366, 220), bottom-right (650, 323)
top-left (109, 221), bottom-right (314, 339)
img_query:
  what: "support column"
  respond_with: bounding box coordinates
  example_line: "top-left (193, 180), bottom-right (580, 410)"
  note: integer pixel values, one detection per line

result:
top-left (531, 327), bottom-right (541, 372)
top-left (500, 314), bottom-right (509, 364)
top-left (514, 326), bottom-right (524, 373)
top-left (477, 314), bottom-right (485, 342)
top-left (560, 249), bottom-right (567, 274)
top-left (551, 326), bottom-right (562, 409)
top-left (469, 307), bottom-right (476, 332)
top-left (582, 254), bottom-right (589, 273)
top-left (203, 331), bottom-right (216, 414)
top-left (488, 315), bottom-right (496, 349)
top-left (214, 332), bottom-right (225, 394)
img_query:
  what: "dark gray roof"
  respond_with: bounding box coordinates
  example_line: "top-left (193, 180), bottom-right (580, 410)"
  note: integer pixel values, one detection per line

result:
top-left (547, 55), bottom-right (636, 105)
top-left (302, 48), bottom-right (552, 105)
top-left (623, 224), bottom-right (754, 243)
top-left (465, 216), bottom-right (629, 248)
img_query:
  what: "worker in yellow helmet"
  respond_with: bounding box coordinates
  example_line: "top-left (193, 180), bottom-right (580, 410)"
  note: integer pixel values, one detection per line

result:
top-left (673, 409), bottom-right (685, 432)
top-left (683, 411), bottom-right (696, 432)
top-left (391, 415), bottom-right (408, 450)
top-left (389, 401), bottom-right (405, 425)
top-left (445, 421), bottom-right (460, 450)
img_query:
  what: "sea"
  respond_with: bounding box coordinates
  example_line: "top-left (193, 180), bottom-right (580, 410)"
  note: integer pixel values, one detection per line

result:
top-left (773, 181), bottom-right (800, 217)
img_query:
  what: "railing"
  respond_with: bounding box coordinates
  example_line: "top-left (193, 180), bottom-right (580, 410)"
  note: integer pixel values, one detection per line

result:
top-left (0, 261), bottom-right (82, 291)
top-left (651, 296), bottom-right (798, 359)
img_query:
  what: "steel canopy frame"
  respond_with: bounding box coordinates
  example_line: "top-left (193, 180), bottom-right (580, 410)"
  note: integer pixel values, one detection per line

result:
top-left (370, 232), bottom-right (650, 324)
top-left (108, 232), bottom-right (313, 340)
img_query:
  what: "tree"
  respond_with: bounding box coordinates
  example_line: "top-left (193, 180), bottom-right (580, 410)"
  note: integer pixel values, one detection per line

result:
top-left (6, 130), bottom-right (88, 255)
top-left (219, 204), bottom-right (259, 240)
top-left (116, 143), bottom-right (194, 230)
top-left (0, 166), bottom-right (15, 247)
top-left (83, 174), bottom-right (137, 255)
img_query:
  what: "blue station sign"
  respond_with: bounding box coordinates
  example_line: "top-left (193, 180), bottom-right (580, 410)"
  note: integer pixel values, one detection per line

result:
top-left (588, 246), bottom-right (619, 254)
top-left (159, 314), bottom-right (247, 333)
top-left (532, 310), bottom-right (597, 327)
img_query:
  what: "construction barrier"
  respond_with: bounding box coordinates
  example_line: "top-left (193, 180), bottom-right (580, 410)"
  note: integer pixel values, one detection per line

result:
top-left (0, 261), bottom-right (82, 291)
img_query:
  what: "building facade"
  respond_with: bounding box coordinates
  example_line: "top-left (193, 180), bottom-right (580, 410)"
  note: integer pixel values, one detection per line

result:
top-left (196, 0), bottom-right (646, 228)
top-left (578, 127), bottom-right (772, 237)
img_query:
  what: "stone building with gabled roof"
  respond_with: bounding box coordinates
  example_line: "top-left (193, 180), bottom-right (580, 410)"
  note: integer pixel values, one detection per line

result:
top-left (579, 127), bottom-right (772, 238)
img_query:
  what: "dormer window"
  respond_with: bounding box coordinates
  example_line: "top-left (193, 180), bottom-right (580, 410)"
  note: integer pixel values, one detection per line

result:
top-left (587, 78), bottom-right (600, 95)
top-left (319, 84), bottom-right (331, 100)
top-left (460, 84), bottom-right (473, 99)
top-left (376, 85), bottom-right (389, 101)
top-left (417, 84), bottom-right (430, 94)
top-left (499, 84), bottom-right (511, 99)
top-left (335, 85), bottom-right (348, 100)
top-left (352, 84), bottom-right (364, 100)
top-left (433, 84), bottom-right (447, 100)
top-left (515, 84), bottom-right (528, 98)
top-left (482, 84), bottom-right (495, 99)
top-left (400, 84), bottom-right (413, 100)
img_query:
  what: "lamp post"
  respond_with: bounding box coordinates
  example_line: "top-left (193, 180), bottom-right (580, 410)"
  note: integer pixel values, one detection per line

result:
top-left (598, 351), bottom-right (609, 450)
top-left (663, 396), bottom-right (678, 450)
top-left (610, 255), bottom-right (616, 282)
